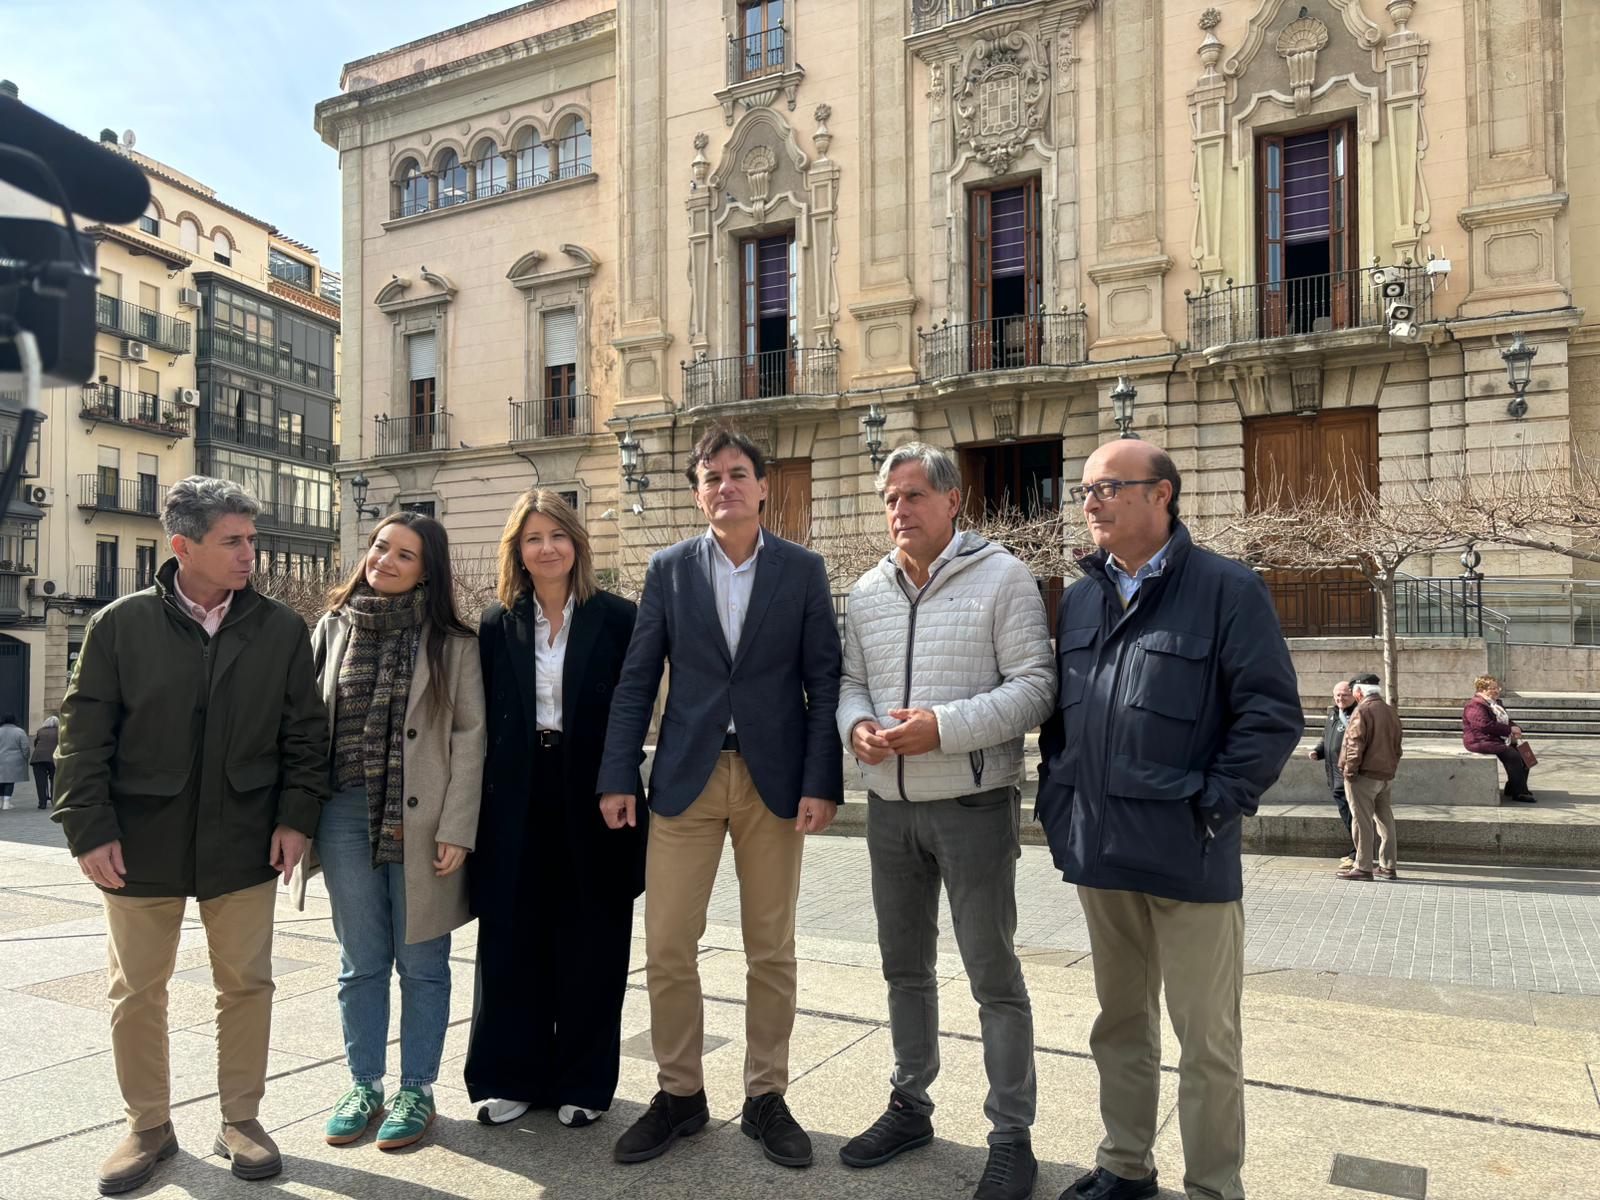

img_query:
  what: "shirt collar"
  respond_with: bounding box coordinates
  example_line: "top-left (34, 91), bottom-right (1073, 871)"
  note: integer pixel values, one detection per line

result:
top-left (704, 526), bottom-right (764, 572)
top-left (896, 528), bottom-right (964, 579)
top-left (1106, 536), bottom-right (1174, 587)
top-left (533, 590), bottom-right (576, 627)
top-left (171, 573), bottom-right (234, 622)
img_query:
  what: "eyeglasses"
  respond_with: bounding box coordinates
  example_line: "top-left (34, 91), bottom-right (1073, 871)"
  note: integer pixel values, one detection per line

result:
top-left (1069, 478), bottom-right (1160, 504)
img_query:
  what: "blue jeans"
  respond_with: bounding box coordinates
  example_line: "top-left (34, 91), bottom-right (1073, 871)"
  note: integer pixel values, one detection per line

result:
top-left (318, 788), bottom-right (451, 1087)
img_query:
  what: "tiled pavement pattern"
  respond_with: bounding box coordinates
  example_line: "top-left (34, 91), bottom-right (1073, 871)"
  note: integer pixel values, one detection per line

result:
top-left (705, 837), bottom-right (1600, 996)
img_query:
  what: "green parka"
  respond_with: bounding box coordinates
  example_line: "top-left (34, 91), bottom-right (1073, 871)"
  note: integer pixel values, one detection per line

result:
top-left (53, 558), bottom-right (330, 899)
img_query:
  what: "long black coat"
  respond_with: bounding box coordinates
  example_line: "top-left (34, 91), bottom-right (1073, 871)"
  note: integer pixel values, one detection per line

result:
top-left (469, 590), bottom-right (647, 915)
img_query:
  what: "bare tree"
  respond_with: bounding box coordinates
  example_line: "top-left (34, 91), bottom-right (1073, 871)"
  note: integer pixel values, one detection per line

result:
top-left (1420, 448), bottom-right (1600, 567)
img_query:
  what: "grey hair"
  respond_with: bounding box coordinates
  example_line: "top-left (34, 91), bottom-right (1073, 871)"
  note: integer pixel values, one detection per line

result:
top-left (161, 475), bottom-right (261, 542)
top-left (874, 441), bottom-right (962, 496)
top-left (1354, 680), bottom-right (1384, 699)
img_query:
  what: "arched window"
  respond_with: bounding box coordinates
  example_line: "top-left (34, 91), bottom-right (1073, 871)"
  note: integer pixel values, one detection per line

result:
top-left (178, 217), bottom-right (200, 253)
top-left (212, 231), bottom-right (232, 266)
top-left (512, 127), bottom-right (549, 189)
top-left (437, 150), bottom-right (467, 207)
top-left (138, 202), bottom-right (159, 237)
top-left (555, 117), bottom-right (592, 180)
top-left (472, 138), bottom-right (504, 200)
top-left (397, 158), bottom-right (427, 217)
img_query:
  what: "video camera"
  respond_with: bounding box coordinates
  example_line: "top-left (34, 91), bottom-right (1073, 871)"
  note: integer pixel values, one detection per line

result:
top-left (0, 92), bottom-right (153, 524)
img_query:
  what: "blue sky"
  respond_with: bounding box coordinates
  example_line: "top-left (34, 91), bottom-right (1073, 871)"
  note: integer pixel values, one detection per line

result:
top-left (4, 0), bottom-right (502, 261)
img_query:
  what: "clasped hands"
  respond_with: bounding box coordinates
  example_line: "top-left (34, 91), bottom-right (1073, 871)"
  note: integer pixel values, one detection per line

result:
top-left (851, 708), bottom-right (941, 765)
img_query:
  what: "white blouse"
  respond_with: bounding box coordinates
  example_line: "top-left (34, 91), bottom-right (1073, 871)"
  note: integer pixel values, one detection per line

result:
top-left (533, 593), bottom-right (576, 732)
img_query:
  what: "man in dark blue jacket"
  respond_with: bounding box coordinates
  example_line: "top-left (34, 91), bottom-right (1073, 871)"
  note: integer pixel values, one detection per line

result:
top-left (1038, 440), bottom-right (1300, 1200)
top-left (598, 427), bottom-right (842, 1170)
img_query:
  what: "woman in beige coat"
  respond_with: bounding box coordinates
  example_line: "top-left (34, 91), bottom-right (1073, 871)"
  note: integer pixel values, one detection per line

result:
top-left (300, 511), bottom-right (484, 1151)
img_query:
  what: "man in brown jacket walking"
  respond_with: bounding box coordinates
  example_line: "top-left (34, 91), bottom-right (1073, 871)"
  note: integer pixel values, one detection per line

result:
top-left (1336, 675), bottom-right (1402, 881)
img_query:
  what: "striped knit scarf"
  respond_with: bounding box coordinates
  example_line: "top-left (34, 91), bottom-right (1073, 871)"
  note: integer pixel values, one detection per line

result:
top-left (334, 586), bottom-right (426, 865)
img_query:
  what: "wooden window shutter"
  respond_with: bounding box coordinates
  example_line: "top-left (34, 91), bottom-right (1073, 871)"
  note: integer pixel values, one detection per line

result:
top-left (1258, 134), bottom-right (1286, 338)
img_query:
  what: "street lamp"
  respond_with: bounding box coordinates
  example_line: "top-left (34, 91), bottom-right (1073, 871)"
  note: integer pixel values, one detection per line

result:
top-left (1459, 546), bottom-right (1483, 580)
top-left (1110, 375), bottom-right (1138, 439)
top-left (349, 472), bottom-right (381, 521)
top-left (1501, 333), bottom-right (1536, 419)
top-left (861, 401), bottom-right (887, 469)
top-left (617, 419), bottom-right (650, 509)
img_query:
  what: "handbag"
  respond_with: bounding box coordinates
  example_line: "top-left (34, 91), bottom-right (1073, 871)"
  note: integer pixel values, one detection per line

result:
top-left (1515, 741), bottom-right (1538, 769)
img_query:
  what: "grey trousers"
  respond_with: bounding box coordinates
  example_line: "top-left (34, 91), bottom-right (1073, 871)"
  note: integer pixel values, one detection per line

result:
top-left (866, 788), bottom-right (1036, 1144)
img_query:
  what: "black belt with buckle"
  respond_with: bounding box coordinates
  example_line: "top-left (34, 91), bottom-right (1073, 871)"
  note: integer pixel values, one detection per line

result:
top-left (722, 732), bottom-right (740, 753)
top-left (537, 730), bottom-right (563, 749)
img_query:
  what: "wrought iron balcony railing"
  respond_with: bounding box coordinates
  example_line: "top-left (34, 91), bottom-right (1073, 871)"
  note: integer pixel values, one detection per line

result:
top-left (79, 385), bottom-right (192, 437)
top-left (730, 24), bottom-right (787, 82)
top-left (95, 293), bottom-right (192, 354)
top-left (917, 310), bottom-right (1088, 382)
top-left (76, 565), bottom-right (154, 602)
top-left (76, 475), bottom-right (167, 518)
top-left (374, 410), bottom-right (452, 456)
top-left (681, 343), bottom-right (840, 409)
top-left (258, 502), bottom-right (335, 535)
top-left (1186, 265), bottom-right (1432, 350)
top-left (198, 410), bottom-right (335, 465)
top-left (510, 394), bottom-right (593, 442)
top-left (910, 0), bottom-right (1037, 35)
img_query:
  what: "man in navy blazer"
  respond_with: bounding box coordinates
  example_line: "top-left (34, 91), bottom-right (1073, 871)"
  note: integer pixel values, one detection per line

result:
top-left (599, 427), bottom-right (842, 1170)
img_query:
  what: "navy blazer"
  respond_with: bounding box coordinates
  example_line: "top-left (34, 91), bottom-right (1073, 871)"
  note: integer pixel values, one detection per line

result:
top-left (596, 530), bottom-right (843, 819)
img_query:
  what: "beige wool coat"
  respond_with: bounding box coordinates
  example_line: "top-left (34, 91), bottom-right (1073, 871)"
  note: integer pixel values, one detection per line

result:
top-left (290, 610), bottom-right (486, 944)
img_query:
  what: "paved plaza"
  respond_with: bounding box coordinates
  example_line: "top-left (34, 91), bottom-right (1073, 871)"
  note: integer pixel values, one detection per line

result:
top-left (2, 786), bottom-right (1599, 1199)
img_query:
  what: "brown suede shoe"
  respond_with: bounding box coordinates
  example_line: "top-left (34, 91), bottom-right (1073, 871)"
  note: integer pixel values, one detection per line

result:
top-left (213, 1119), bottom-right (283, 1181)
top-left (97, 1122), bottom-right (178, 1195)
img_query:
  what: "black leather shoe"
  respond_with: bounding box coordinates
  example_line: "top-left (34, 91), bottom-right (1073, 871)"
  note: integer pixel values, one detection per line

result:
top-left (839, 1091), bottom-right (934, 1168)
top-left (1059, 1165), bottom-right (1160, 1200)
top-left (740, 1093), bottom-right (813, 1167)
top-left (613, 1089), bottom-right (708, 1163)
top-left (975, 1140), bottom-right (1037, 1200)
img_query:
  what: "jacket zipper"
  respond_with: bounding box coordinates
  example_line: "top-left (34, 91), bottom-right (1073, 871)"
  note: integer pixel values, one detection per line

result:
top-left (897, 555), bottom-right (959, 803)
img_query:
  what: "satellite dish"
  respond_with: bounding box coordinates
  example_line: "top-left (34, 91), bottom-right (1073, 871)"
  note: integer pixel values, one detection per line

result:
top-left (123, 129), bottom-right (137, 148)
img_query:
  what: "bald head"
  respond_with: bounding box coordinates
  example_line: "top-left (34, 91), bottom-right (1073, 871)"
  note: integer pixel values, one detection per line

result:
top-left (1079, 439), bottom-right (1181, 571)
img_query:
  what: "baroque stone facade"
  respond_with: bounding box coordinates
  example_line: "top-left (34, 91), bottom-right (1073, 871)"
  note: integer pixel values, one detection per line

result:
top-left (320, 0), bottom-right (1600, 617)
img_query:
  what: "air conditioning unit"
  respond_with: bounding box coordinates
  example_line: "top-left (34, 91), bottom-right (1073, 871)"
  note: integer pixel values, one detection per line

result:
top-left (25, 485), bottom-right (54, 507)
top-left (177, 287), bottom-right (201, 308)
top-left (122, 340), bottom-right (148, 362)
top-left (27, 579), bottom-right (61, 598)
top-left (175, 387), bottom-right (200, 407)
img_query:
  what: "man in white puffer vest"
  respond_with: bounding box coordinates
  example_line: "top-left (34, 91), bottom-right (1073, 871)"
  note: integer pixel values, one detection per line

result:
top-left (836, 442), bottom-right (1056, 1200)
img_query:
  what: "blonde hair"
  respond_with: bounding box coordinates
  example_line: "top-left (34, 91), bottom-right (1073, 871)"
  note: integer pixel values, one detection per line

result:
top-left (1474, 674), bottom-right (1500, 694)
top-left (496, 489), bottom-right (599, 611)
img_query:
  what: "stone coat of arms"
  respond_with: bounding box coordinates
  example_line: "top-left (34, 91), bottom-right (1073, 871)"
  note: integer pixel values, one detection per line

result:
top-left (953, 26), bottom-right (1049, 174)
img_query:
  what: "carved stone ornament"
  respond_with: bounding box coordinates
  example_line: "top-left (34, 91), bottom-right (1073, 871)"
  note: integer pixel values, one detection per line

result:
top-left (1199, 7), bottom-right (1221, 29)
top-left (1277, 16), bottom-right (1330, 116)
top-left (1387, 0), bottom-right (1416, 36)
top-left (812, 104), bottom-right (833, 161)
top-left (953, 26), bottom-right (1049, 174)
top-left (743, 144), bottom-right (778, 206)
top-left (691, 132), bottom-right (710, 187)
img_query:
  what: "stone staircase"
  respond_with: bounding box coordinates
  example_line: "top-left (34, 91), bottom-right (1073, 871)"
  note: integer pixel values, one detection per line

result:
top-left (1300, 691), bottom-right (1600, 739)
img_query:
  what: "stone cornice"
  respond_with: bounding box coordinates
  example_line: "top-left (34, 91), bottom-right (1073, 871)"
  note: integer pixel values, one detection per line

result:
top-left (1087, 254), bottom-right (1174, 285)
top-left (1456, 192), bottom-right (1569, 230)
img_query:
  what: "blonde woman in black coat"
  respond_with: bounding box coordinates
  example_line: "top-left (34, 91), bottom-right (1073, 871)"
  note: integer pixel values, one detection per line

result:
top-left (465, 490), bottom-right (646, 1129)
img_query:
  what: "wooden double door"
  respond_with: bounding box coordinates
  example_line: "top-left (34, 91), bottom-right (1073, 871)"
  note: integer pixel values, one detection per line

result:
top-left (1244, 409), bottom-right (1378, 637)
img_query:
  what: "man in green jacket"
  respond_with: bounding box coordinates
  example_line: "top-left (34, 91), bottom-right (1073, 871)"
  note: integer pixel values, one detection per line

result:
top-left (53, 476), bottom-right (329, 1196)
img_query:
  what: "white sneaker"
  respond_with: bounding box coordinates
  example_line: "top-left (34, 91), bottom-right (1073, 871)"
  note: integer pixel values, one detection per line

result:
top-left (476, 1099), bottom-right (531, 1126)
top-left (557, 1105), bottom-right (602, 1128)
top-left (1, 798), bottom-right (10, 810)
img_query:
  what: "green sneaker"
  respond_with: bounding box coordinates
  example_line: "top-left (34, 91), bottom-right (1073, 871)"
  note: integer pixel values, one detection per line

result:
top-left (376, 1086), bottom-right (436, 1150)
top-left (325, 1081), bottom-right (384, 1145)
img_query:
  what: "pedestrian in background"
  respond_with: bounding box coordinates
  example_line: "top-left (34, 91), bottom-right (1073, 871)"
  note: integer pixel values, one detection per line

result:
top-left (1462, 675), bottom-right (1535, 803)
top-left (1038, 440), bottom-right (1301, 1200)
top-left (835, 443), bottom-right (1055, 1200)
top-left (466, 490), bottom-right (646, 1131)
top-left (0, 714), bottom-right (28, 810)
top-left (1337, 675), bottom-right (1402, 881)
top-left (31, 714), bottom-right (58, 810)
top-left (297, 511), bottom-right (484, 1151)
top-left (1307, 680), bottom-right (1359, 868)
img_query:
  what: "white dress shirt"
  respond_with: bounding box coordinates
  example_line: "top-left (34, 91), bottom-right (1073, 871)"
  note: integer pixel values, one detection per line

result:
top-left (533, 591), bottom-right (576, 732)
top-left (705, 527), bottom-right (764, 733)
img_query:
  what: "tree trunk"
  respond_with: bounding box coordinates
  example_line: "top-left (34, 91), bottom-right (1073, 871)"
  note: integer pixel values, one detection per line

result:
top-left (1377, 574), bottom-right (1401, 709)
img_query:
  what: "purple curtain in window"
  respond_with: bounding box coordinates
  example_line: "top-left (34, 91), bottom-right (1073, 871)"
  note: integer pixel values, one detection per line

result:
top-left (991, 188), bottom-right (1027, 278)
top-left (1283, 132), bottom-right (1330, 244)
top-left (757, 236), bottom-right (790, 316)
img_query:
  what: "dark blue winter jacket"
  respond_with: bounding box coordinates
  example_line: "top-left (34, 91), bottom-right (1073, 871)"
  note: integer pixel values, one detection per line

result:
top-left (1037, 523), bottom-right (1301, 903)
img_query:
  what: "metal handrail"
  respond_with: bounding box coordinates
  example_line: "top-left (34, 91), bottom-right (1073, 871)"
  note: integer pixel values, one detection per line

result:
top-left (918, 310), bottom-right (1088, 382)
top-left (94, 293), bottom-right (192, 354)
top-left (910, 0), bottom-right (1037, 34)
top-left (729, 23), bottom-right (787, 82)
top-left (1186, 265), bottom-right (1431, 350)
top-left (79, 385), bottom-right (192, 437)
top-left (510, 394), bottom-right (593, 441)
top-left (75, 565), bottom-right (153, 601)
top-left (682, 342), bottom-right (840, 408)
top-left (75, 474), bottom-right (167, 517)
top-left (374, 410), bottom-right (452, 456)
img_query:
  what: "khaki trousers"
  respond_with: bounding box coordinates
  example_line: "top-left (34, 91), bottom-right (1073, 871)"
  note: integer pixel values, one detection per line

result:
top-left (103, 879), bottom-right (278, 1131)
top-left (1347, 774), bottom-right (1397, 873)
top-left (644, 752), bottom-right (804, 1097)
top-left (1079, 886), bottom-right (1246, 1200)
